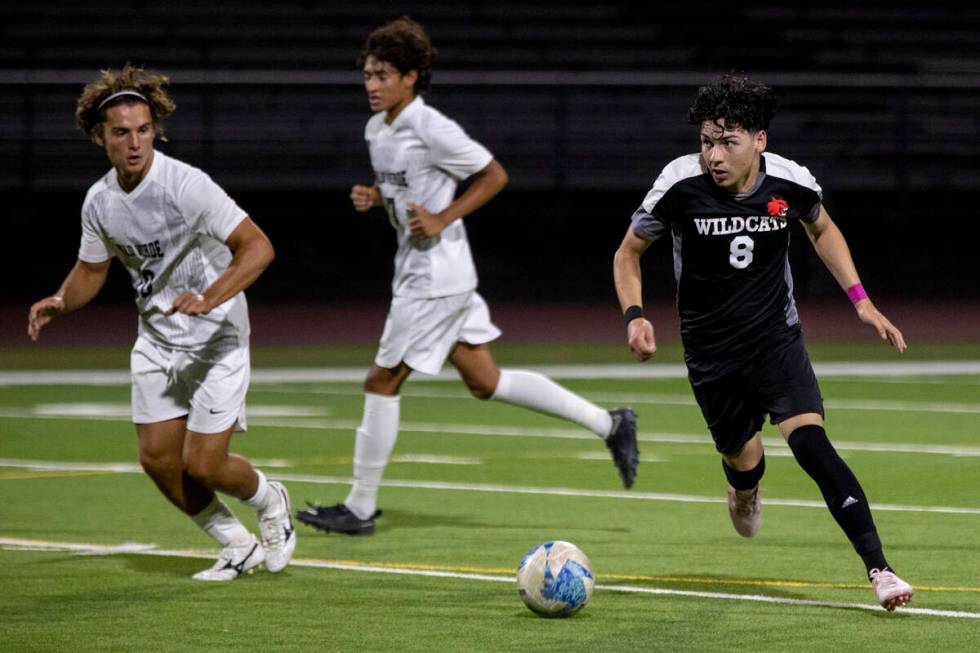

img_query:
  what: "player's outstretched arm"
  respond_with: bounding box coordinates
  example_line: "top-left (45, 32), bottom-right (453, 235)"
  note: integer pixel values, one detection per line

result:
top-left (407, 159), bottom-right (508, 239)
top-left (167, 217), bottom-right (274, 317)
top-left (613, 228), bottom-right (657, 362)
top-left (350, 184), bottom-right (382, 212)
top-left (27, 258), bottom-right (110, 341)
top-left (803, 207), bottom-right (906, 352)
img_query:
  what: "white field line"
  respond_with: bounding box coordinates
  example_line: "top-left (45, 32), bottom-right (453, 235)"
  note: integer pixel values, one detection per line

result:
top-left (0, 459), bottom-right (291, 472)
top-left (27, 403), bottom-right (328, 418)
top-left (834, 376), bottom-right (980, 386)
top-left (2, 407), bottom-right (978, 458)
top-left (3, 459), bottom-right (975, 516)
top-left (246, 418), bottom-right (980, 458)
top-left (253, 384), bottom-right (980, 416)
top-left (3, 360), bottom-right (980, 387)
top-left (391, 454), bottom-right (482, 465)
top-left (0, 536), bottom-right (977, 620)
top-left (270, 472), bottom-right (980, 516)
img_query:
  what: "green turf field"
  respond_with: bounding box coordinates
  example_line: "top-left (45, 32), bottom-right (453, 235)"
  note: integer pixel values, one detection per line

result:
top-left (1, 343), bottom-right (978, 651)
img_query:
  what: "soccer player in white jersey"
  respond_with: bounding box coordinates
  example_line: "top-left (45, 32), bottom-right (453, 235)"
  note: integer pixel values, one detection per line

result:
top-left (27, 65), bottom-right (295, 581)
top-left (613, 75), bottom-right (911, 610)
top-left (297, 17), bottom-right (639, 535)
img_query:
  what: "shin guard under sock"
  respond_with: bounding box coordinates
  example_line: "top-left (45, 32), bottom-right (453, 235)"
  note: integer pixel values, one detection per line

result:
top-left (787, 424), bottom-right (890, 576)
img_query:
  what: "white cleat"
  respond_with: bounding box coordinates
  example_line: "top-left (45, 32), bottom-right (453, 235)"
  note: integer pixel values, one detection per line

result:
top-left (870, 568), bottom-right (913, 611)
top-left (259, 481), bottom-right (296, 573)
top-left (727, 484), bottom-right (762, 538)
top-left (193, 534), bottom-right (265, 581)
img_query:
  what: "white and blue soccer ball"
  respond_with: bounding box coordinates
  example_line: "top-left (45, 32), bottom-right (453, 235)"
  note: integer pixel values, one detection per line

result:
top-left (516, 540), bottom-right (594, 617)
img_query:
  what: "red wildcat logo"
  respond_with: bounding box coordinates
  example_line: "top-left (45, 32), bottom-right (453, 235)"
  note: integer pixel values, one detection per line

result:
top-left (767, 197), bottom-right (789, 218)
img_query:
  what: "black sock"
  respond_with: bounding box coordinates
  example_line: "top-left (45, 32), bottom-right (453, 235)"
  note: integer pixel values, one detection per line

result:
top-left (787, 424), bottom-right (890, 578)
top-left (722, 455), bottom-right (765, 491)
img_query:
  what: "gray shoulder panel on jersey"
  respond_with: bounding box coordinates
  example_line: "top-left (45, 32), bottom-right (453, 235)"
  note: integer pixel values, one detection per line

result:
top-left (631, 154), bottom-right (701, 242)
top-left (783, 253), bottom-right (800, 328)
top-left (630, 205), bottom-right (669, 241)
top-left (762, 152), bottom-right (823, 223)
top-left (640, 153), bottom-right (703, 213)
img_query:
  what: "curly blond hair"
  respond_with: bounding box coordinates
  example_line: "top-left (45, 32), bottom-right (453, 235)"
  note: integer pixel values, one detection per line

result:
top-left (75, 64), bottom-right (176, 141)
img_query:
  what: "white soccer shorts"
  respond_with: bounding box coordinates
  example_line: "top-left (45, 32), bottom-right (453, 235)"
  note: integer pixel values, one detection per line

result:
top-left (130, 336), bottom-right (249, 434)
top-left (374, 291), bottom-right (501, 375)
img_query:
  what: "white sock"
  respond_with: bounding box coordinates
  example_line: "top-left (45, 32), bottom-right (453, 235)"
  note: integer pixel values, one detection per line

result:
top-left (191, 497), bottom-right (252, 547)
top-left (491, 369), bottom-right (613, 438)
top-left (243, 469), bottom-right (277, 516)
top-left (345, 392), bottom-right (401, 520)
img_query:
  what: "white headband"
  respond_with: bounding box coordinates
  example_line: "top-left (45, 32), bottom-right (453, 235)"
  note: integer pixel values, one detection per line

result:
top-left (98, 90), bottom-right (148, 111)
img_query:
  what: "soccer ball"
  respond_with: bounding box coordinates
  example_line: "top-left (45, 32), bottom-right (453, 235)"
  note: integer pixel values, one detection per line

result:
top-left (516, 541), bottom-right (594, 617)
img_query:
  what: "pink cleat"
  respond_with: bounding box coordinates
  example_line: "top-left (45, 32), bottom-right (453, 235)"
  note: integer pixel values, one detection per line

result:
top-left (870, 568), bottom-right (913, 611)
top-left (727, 484), bottom-right (761, 538)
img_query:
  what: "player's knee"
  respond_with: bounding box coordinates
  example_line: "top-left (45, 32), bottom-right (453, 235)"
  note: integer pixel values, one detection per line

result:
top-left (363, 366), bottom-right (403, 395)
top-left (138, 446), bottom-right (180, 480)
top-left (183, 454), bottom-right (222, 487)
top-left (465, 378), bottom-right (496, 400)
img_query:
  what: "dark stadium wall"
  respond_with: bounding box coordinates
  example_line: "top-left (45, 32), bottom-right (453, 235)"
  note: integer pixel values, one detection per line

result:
top-left (7, 188), bottom-right (979, 306)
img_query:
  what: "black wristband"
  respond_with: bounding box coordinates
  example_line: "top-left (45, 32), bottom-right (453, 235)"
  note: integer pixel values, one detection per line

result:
top-left (623, 305), bottom-right (644, 325)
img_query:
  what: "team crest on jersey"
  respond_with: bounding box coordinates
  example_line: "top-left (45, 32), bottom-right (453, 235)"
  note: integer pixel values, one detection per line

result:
top-left (767, 196), bottom-right (789, 218)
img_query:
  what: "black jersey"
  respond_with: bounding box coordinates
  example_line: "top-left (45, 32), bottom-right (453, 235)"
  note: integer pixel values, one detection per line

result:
top-left (632, 152), bottom-right (822, 363)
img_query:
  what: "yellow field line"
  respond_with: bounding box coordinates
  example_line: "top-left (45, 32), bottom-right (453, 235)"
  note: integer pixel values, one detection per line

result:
top-left (1, 537), bottom-right (976, 597)
top-left (311, 558), bottom-right (980, 593)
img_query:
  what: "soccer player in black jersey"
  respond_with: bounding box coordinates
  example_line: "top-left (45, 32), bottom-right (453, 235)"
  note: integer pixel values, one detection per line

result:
top-left (613, 74), bottom-right (912, 611)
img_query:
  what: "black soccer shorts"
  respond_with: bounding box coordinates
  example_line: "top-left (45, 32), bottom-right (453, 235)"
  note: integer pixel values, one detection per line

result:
top-left (687, 328), bottom-right (824, 456)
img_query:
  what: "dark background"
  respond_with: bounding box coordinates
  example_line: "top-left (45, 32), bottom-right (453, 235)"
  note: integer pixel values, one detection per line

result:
top-left (3, 1), bottom-right (980, 320)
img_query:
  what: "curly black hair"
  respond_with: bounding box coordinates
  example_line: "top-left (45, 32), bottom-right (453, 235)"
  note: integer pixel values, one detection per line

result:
top-left (687, 74), bottom-right (779, 132)
top-left (358, 16), bottom-right (437, 95)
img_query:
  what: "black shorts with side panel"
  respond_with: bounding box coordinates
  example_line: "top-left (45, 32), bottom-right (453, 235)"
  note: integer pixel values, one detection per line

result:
top-left (686, 326), bottom-right (824, 456)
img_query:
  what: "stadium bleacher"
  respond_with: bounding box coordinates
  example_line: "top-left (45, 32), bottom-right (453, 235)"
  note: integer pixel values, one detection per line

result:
top-left (2, 2), bottom-right (979, 303)
top-left (2, 1), bottom-right (979, 193)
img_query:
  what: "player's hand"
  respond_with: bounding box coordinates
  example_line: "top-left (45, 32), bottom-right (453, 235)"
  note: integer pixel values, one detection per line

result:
top-left (350, 185), bottom-right (380, 212)
top-left (27, 296), bottom-right (66, 342)
top-left (627, 318), bottom-right (657, 362)
top-left (165, 292), bottom-right (212, 317)
top-left (855, 299), bottom-right (906, 352)
top-left (407, 203), bottom-right (448, 239)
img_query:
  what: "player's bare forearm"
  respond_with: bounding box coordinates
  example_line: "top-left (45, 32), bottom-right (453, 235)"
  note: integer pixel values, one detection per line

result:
top-left (614, 229), bottom-right (657, 361)
top-left (28, 259), bottom-right (109, 340)
top-left (168, 218), bottom-right (274, 316)
top-left (435, 159), bottom-right (508, 226)
top-left (407, 160), bottom-right (508, 239)
top-left (206, 218), bottom-right (274, 307)
top-left (613, 229), bottom-right (650, 310)
top-left (56, 259), bottom-right (111, 313)
top-left (804, 208), bottom-right (861, 290)
top-left (804, 208), bottom-right (906, 352)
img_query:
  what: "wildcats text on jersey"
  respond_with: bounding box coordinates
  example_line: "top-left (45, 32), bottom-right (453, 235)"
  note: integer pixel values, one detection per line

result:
top-left (693, 216), bottom-right (787, 236)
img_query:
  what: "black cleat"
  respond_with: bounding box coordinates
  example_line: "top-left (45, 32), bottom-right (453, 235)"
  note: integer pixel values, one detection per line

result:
top-left (295, 503), bottom-right (382, 535)
top-left (606, 408), bottom-right (639, 489)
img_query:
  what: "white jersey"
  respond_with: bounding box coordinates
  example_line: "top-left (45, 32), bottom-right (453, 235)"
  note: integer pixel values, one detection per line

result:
top-left (365, 96), bottom-right (494, 298)
top-left (78, 150), bottom-right (249, 350)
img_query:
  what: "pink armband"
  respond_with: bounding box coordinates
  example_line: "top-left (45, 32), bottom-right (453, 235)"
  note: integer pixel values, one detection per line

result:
top-left (846, 283), bottom-right (868, 305)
